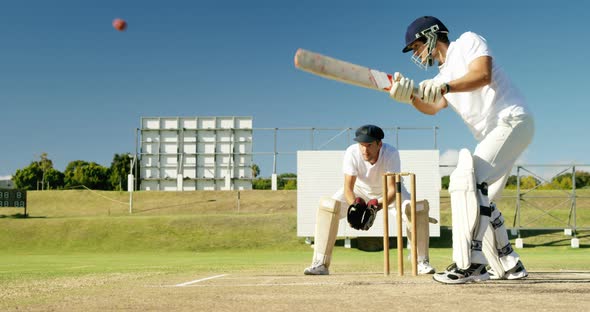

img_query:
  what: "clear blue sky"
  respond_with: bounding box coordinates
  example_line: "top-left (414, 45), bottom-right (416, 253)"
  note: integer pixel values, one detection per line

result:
top-left (1, 0), bottom-right (588, 179)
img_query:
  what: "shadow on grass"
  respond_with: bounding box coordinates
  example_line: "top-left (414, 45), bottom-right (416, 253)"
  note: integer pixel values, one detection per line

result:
top-left (0, 213), bottom-right (46, 219)
top-left (518, 230), bottom-right (589, 248)
top-left (334, 228), bottom-right (588, 251)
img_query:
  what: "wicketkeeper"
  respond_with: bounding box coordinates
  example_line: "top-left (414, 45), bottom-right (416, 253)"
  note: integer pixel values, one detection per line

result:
top-left (304, 124), bottom-right (436, 275)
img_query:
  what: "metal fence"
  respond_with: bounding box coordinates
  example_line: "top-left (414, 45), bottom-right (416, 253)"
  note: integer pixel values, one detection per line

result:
top-left (512, 164), bottom-right (590, 236)
top-left (440, 164), bottom-right (589, 242)
top-left (250, 126), bottom-right (439, 176)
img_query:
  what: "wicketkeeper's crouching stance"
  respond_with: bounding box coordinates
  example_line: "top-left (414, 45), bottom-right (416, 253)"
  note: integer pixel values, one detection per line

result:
top-left (304, 124), bottom-right (436, 276)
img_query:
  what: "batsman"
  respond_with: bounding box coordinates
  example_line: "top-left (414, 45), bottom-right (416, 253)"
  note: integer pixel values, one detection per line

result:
top-left (304, 124), bottom-right (436, 276)
top-left (389, 16), bottom-right (535, 284)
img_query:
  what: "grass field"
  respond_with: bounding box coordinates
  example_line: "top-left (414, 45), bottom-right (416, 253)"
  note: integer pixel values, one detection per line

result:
top-left (0, 190), bottom-right (589, 311)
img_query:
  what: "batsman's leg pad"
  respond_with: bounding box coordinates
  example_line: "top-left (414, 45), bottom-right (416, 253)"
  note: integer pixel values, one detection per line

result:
top-left (312, 197), bottom-right (341, 268)
top-left (403, 199), bottom-right (431, 261)
top-left (449, 149), bottom-right (490, 269)
top-left (488, 203), bottom-right (520, 271)
top-left (482, 223), bottom-right (504, 277)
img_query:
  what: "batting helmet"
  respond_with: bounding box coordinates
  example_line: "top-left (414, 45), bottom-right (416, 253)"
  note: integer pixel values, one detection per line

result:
top-left (402, 16), bottom-right (449, 53)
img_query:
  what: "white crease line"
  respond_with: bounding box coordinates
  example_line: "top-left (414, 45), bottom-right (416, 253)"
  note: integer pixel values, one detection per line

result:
top-left (174, 274), bottom-right (228, 287)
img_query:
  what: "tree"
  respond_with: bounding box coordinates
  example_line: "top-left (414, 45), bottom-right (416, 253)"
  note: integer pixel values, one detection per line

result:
top-left (13, 162), bottom-right (43, 190)
top-left (44, 168), bottom-right (65, 189)
top-left (39, 153), bottom-right (53, 190)
top-left (252, 178), bottom-right (272, 190)
top-left (520, 176), bottom-right (539, 189)
top-left (574, 171), bottom-right (590, 188)
top-left (505, 175), bottom-right (518, 188)
top-left (109, 153), bottom-right (132, 191)
top-left (283, 179), bottom-right (297, 190)
top-left (64, 160), bottom-right (111, 190)
top-left (441, 175), bottom-right (450, 189)
top-left (251, 164), bottom-right (260, 178)
top-left (13, 154), bottom-right (63, 190)
top-left (278, 173), bottom-right (297, 190)
top-left (552, 173), bottom-right (572, 189)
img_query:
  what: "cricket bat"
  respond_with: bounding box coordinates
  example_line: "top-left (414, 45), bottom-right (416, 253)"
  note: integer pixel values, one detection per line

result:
top-left (294, 48), bottom-right (406, 93)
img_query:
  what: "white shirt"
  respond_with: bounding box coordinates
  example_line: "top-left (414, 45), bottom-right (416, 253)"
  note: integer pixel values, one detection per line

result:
top-left (435, 32), bottom-right (530, 141)
top-left (342, 142), bottom-right (402, 199)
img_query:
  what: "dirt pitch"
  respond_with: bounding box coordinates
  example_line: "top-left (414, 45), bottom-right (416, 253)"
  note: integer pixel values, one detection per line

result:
top-left (9, 270), bottom-right (590, 311)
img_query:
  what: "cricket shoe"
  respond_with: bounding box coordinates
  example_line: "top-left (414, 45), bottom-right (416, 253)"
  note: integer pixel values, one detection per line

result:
top-left (303, 261), bottom-right (329, 275)
top-left (488, 260), bottom-right (528, 280)
top-left (418, 260), bottom-right (436, 274)
top-left (433, 263), bottom-right (490, 284)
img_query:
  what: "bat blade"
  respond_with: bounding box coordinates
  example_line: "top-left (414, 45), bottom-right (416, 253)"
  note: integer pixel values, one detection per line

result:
top-left (294, 48), bottom-right (394, 92)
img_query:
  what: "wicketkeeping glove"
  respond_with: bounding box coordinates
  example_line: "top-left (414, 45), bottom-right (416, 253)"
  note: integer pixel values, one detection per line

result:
top-left (362, 198), bottom-right (380, 230)
top-left (347, 197), bottom-right (380, 231)
top-left (347, 197), bottom-right (367, 230)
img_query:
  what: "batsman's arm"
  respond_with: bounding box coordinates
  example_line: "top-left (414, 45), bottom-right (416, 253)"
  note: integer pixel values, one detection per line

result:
top-left (411, 94), bottom-right (447, 115)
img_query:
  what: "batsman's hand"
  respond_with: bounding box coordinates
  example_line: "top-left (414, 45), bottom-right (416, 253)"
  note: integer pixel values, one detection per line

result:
top-left (418, 79), bottom-right (446, 105)
top-left (389, 72), bottom-right (414, 105)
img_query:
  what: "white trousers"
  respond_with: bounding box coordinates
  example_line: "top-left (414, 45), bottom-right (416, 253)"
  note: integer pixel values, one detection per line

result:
top-left (473, 114), bottom-right (535, 272)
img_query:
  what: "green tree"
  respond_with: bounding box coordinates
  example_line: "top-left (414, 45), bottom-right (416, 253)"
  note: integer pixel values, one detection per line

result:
top-left (574, 170), bottom-right (590, 188)
top-left (13, 154), bottom-right (63, 190)
top-left (44, 168), bottom-right (65, 189)
top-left (252, 178), bottom-right (271, 189)
top-left (505, 175), bottom-right (518, 188)
top-left (64, 160), bottom-right (89, 189)
top-left (251, 164), bottom-right (260, 178)
top-left (554, 174), bottom-right (572, 189)
top-left (39, 153), bottom-right (53, 190)
top-left (520, 176), bottom-right (539, 189)
top-left (64, 160), bottom-right (111, 190)
top-left (109, 153), bottom-right (132, 191)
top-left (441, 175), bottom-right (450, 189)
top-left (283, 179), bottom-right (297, 190)
top-left (278, 173), bottom-right (297, 190)
top-left (13, 162), bottom-right (43, 190)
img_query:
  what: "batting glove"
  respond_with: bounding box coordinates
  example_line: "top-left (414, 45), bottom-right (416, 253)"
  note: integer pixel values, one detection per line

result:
top-left (418, 79), bottom-right (446, 105)
top-left (389, 72), bottom-right (414, 105)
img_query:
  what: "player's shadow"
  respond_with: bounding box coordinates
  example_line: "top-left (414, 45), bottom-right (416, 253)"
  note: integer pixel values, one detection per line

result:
top-left (0, 213), bottom-right (46, 219)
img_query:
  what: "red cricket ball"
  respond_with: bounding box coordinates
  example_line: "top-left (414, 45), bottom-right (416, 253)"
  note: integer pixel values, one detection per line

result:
top-left (113, 18), bottom-right (127, 31)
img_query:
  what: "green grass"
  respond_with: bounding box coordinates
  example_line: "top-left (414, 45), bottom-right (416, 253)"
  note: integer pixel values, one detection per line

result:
top-left (1, 246), bottom-right (588, 286)
top-left (0, 189), bottom-right (588, 286)
top-left (0, 213), bottom-right (301, 252)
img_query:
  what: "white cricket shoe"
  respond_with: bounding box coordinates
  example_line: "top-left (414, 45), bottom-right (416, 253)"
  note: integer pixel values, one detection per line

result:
top-left (433, 263), bottom-right (490, 284)
top-left (303, 261), bottom-right (329, 275)
top-left (418, 260), bottom-right (436, 274)
top-left (488, 260), bottom-right (528, 280)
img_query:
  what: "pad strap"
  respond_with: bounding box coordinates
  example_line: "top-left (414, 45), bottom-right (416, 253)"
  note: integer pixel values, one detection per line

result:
top-left (477, 182), bottom-right (488, 196)
top-left (498, 243), bottom-right (514, 258)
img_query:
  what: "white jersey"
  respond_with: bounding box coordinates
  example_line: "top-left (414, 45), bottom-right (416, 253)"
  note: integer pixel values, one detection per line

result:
top-left (342, 142), bottom-right (402, 199)
top-left (435, 32), bottom-right (530, 141)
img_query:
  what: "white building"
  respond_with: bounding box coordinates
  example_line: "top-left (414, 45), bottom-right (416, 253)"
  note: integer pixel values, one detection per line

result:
top-left (0, 176), bottom-right (14, 189)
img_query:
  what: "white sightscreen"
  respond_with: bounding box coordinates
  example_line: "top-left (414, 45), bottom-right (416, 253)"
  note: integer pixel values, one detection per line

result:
top-left (297, 150), bottom-right (440, 237)
top-left (139, 116), bottom-right (253, 191)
